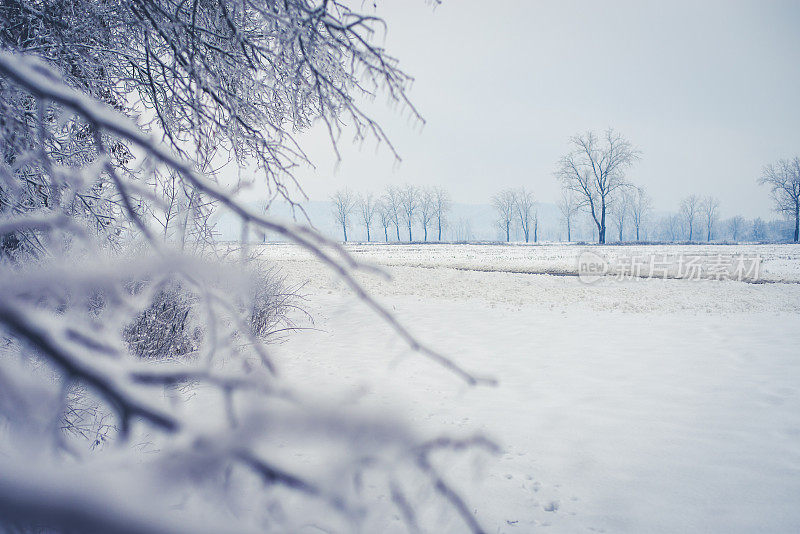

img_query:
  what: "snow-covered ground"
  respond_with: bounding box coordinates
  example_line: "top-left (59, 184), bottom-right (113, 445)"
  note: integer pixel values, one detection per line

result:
top-left (255, 241), bottom-right (800, 282)
top-left (262, 243), bottom-right (800, 533)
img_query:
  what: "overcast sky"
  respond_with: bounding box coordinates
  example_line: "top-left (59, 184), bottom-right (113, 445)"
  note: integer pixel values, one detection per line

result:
top-left (267, 0), bottom-right (800, 219)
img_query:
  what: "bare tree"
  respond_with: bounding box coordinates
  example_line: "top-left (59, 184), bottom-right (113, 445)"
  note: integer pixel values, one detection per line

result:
top-left (331, 189), bottom-right (356, 242)
top-left (149, 169), bottom-right (220, 250)
top-left (357, 192), bottom-right (377, 242)
top-left (752, 217), bottom-right (768, 241)
top-left (492, 189), bottom-right (516, 242)
top-left (514, 188), bottom-right (535, 242)
top-left (659, 213), bottom-right (683, 242)
top-left (558, 190), bottom-right (580, 242)
top-left (680, 194), bottom-right (702, 241)
top-left (377, 201), bottom-right (392, 242)
top-left (383, 185), bottom-right (403, 241)
top-left (727, 215), bottom-right (746, 242)
top-left (257, 197), bottom-right (273, 243)
top-left (453, 217), bottom-right (474, 242)
top-left (609, 190), bottom-right (631, 242)
top-left (418, 188), bottom-right (435, 242)
top-left (759, 157), bottom-right (800, 242)
top-left (149, 171), bottom-right (182, 241)
top-left (555, 129), bottom-right (639, 243)
top-left (701, 195), bottom-right (720, 241)
top-left (399, 184), bottom-right (419, 242)
top-left (433, 186), bottom-right (451, 241)
top-left (630, 186), bottom-right (652, 242)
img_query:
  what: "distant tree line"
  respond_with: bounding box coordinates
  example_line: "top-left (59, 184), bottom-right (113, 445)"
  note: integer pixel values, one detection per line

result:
top-left (491, 188), bottom-right (538, 242)
top-left (331, 133), bottom-right (800, 244)
top-left (331, 185), bottom-right (451, 242)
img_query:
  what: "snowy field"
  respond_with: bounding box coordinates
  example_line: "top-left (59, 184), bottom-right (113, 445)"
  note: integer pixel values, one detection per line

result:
top-left (258, 243), bottom-right (800, 533)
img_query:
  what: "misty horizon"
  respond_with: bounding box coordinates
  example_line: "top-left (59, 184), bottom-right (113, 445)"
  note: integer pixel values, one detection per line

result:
top-left (227, 0), bottom-right (800, 222)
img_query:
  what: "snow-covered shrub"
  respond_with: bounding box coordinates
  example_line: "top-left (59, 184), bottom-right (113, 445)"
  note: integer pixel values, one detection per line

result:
top-left (123, 265), bottom-right (298, 361)
top-left (125, 280), bottom-right (202, 361)
top-left (245, 265), bottom-right (307, 341)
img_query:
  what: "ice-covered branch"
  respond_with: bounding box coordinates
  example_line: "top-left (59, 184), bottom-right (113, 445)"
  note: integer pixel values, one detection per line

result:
top-left (0, 51), bottom-right (493, 387)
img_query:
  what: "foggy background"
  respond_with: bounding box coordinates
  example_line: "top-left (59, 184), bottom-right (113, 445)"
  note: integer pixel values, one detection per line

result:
top-left (226, 0), bottom-right (800, 223)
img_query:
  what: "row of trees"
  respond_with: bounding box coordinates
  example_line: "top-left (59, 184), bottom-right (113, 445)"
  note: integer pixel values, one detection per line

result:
top-left (332, 185), bottom-right (451, 242)
top-left (560, 192), bottom-right (795, 243)
top-left (652, 212), bottom-right (790, 243)
top-left (552, 129), bottom-right (800, 243)
top-left (491, 181), bottom-right (792, 244)
top-left (675, 194), bottom-right (720, 241)
top-left (558, 191), bottom-right (792, 244)
top-left (330, 178), bottom-right (790, 244)
top-left (491, 188), bottom-right (537, 242)
top-left (555, 185), bottom-right (652, 243)
top-left (329, 130), bottom-right (799, 245)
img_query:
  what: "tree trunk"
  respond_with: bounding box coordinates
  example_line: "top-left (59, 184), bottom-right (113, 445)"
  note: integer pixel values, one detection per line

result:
top-left (342, 223), bottom-right (347, 242)
top-left (534, 220), bottom-right (538, 243)
top-left (395, 225), bottom-right (400, 241)
top-left (424, 226), bottom-right (428, 242)
top-left (366, 226), bottom-right (370, 242)
top-left (384, 226), bottom-right (388, 242)
top-left (599, 206), bottom-right (606, 244)
top-left (795, 204), bottom-right (799, 242)
top-left (567, 220), bottom-right (571, 242)
top-left (438, 218), bottom-right (442, 241)
top-left (408, 223), bottom-right (412, 242)
top-left (505, 221), bottom-right (509, 242)
top-left (636, 225), bottom-right (640, 241)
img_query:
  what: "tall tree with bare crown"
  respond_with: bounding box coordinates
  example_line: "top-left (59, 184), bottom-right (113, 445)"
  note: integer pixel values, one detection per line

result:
top-left (759, 157), bottom-right (800, 242)
top-left (555, 129), bottom-right (639, 244)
